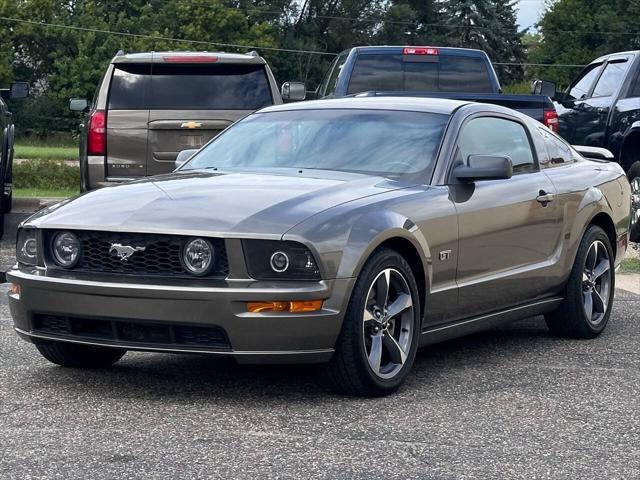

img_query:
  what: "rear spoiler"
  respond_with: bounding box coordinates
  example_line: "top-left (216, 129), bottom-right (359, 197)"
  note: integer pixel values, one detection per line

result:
top-left (573, 145), bottom-right (614, 161)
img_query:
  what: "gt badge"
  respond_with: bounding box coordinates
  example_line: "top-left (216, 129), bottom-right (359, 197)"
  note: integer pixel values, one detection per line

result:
top-left (439, 250), bottom-right (451, 261)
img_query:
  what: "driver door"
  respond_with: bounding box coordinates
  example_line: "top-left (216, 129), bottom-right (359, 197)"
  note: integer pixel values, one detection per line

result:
top-left (450, 115), bottom-right (563, 317)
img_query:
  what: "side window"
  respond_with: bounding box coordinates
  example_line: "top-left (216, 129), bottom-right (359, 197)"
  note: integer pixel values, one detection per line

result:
top-left (456, 117), bottom-right (536, 174)
top-left (567, 63), bottom-right (603, 101)
top-left (324, 53), bottom-right (348, 97)
top-left (318, 54), bottom-right (347, 98)
top-left (546, 131), bottom-right (574, 166)
top-left (108, 64), bottom-right (150, 110)
top-left (592, 60), bottom-right (629, 98)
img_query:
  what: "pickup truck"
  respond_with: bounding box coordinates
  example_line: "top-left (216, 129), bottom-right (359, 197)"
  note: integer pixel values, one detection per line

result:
top-left (548, 50), bottom-right (640, 241)
top-left (282, 46), bottom-right (559, 132)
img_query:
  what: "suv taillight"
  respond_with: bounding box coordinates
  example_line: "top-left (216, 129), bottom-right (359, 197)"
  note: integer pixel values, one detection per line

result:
top-left (87, 110), bottom-right (106, 155)
top-left (543, 108), bottom-right (559, 133)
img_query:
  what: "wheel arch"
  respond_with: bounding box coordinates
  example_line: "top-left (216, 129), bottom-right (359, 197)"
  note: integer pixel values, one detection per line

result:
top-left (375, 236), bottom-right (427, 319)
top-left (588, 212), bottom-right (617, 257)
top-left (620, 126), bottom-right (640, 171)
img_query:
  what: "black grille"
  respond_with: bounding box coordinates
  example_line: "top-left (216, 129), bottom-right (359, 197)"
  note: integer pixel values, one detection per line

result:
top-left (45, 230), bottom-right (228, 278)
top-left (32, 314), bottom-right (230, 350)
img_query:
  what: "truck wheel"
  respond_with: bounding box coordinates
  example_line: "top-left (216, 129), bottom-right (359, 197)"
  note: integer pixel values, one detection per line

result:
top-left (627, 161), bottom-right (640, 242)
top-left (545, 225), bottom-right (614, 338)
top-left (35, 340), bottom-right (126, 368)
top-left (324, 248), bottom-right (420, 396)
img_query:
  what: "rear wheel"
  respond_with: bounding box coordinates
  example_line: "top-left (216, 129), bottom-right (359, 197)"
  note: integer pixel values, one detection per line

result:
top-left (324, 248), bottom-right (420, 396)
top-left (546, 225), bottom-right (614, 338)
top-left (35, 340), bottom-right (126, 368)
top-left (627, 161), bottom-right (640, 242)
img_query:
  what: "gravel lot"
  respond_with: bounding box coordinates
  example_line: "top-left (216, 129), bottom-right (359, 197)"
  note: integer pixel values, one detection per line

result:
top-left (0, 210), bottom-right (639, 479)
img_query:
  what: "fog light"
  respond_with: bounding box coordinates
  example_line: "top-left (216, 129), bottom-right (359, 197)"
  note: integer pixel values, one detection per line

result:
top-left (182, 238), bottom-right (214, 276)
top-left (247, 300), bottom-right (323, 313)
top-left (52, 231), bottom-right (80, 268)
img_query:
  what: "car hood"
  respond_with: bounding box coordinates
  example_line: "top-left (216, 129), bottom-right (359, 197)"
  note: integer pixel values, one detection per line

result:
top-left (27, 170), bottom-right (405, 237)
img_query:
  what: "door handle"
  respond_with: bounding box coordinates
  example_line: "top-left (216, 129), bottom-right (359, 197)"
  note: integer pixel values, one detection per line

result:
top-left (536, 191), bottom-right (555, 205)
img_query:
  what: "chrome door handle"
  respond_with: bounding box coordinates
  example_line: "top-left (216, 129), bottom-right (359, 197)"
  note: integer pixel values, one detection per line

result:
top-left (536, 192), bottom-right (555, 205)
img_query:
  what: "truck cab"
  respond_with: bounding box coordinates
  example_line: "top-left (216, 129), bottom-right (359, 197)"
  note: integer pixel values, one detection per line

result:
top-left (283, 46), bottom-right (559, 133)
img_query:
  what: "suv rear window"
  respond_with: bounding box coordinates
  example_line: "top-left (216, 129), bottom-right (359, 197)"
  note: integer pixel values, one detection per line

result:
top-left (108, 63), bottom-right (272, 110)
top-left (347, 54), bottom-right (493, 94)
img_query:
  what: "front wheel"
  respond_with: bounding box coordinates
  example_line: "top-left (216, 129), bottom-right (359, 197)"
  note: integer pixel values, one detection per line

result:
top-left (324, 248), bottom-right (421, 396)
top-left (627, 161), bottom-right (640, 242)
top-left (546, 225), bottom-right (615, 338)
top-left (35, 340), bottom-right (126, 368)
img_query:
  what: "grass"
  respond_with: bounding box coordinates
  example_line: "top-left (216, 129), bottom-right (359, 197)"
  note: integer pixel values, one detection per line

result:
top-left (14, 187), bottom-right (79, 198)
top-left (619, 257), bottom-right (640, 274)
top-left (14, 144), bottom-right (78, 161)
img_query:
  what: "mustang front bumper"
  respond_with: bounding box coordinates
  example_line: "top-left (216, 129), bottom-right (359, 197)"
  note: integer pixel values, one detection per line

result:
top-left (7, 268), bottom-right (355, 364)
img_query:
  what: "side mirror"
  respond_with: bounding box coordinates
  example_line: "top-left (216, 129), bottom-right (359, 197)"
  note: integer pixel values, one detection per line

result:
top-left (281, 82), bottom-right (306, 102)
top-left (69, 98), bottom-right (89, 112)
top-left (453, 155), bottom-right (513, 182)
top-left (573, 145), bottom-right (614, 161)
top-left (9, 82), bottom-right (29, 99)
top-left (175, 149), bottom-right (198, 169)
top-left (531, 79), bottom-right (557, 99)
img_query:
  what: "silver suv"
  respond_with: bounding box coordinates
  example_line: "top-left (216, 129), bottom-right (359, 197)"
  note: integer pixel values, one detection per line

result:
top-left (70, 51), bottom-right (283, 191)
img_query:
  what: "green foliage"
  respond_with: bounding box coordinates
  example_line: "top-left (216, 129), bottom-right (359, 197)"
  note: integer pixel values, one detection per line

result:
top-left (531, 0), bottom-right (640, 86)
top-left (14, 159), bottom-right (80, 190)
top-left (14, 187), bottom-right (79, 198)
top-left (502, 81), bottom-right (531, 94)
top-left (15, 144), bottom-right (78, 160)
top-left (0, 0), bottom-right (528, 134)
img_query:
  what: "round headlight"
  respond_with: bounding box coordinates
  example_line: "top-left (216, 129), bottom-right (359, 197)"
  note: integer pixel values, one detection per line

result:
top-left (182, 238), bottom-right (215, 276)
top-left (22, 238), bottom-right (37, 262)
top-left (52, 232), bottom-right (80, 268)
top-left (270, 251), bottom-right (290, 272)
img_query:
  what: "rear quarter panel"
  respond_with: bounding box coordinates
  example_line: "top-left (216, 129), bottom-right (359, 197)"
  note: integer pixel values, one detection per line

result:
top-left (546, 160), bottom-right (630, 281)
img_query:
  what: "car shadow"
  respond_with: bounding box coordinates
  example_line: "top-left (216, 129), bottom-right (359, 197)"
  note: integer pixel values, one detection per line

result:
top-left (28, 316), bottom-right (560, 401)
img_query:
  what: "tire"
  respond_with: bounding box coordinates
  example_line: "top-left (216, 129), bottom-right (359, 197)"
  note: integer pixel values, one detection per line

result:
top-left (34, 340), bottom-right (126, 368)
top-left (324, 248), bottom-right (421, 396)
top-left (545, 225), bottom-right (615, 339)
top-left (627, 161), bottom-right (640, 242)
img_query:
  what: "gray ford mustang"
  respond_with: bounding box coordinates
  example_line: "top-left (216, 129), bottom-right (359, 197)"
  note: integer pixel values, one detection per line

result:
top-left (8, 97), bottom-right (631, 396)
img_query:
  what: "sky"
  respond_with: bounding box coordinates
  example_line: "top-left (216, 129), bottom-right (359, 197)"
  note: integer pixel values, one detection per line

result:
top-left (516, 0), bottom-right (547, 30)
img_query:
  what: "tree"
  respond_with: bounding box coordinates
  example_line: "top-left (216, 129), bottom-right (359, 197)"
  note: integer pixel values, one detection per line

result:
top-left (437, 0), bottom-right (525, 84)
top-left (531, 0), bottom-right (640, 87)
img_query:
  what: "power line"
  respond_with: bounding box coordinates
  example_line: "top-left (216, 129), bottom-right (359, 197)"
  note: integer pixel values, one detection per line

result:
top-left (0, 15), bottom-right (338, 57)
top-left (495, 62), bottom-right (586, 68)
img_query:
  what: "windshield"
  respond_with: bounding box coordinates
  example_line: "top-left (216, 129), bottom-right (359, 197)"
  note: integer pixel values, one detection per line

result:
top-left (182, 109), bottom-right (449, 178)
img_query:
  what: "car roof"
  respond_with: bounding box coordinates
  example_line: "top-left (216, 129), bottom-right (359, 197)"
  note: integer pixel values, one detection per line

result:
top-left (591, 50), bottom-right (639, 64)
top-left (111, 51), bottom-right (266, 64)
top-left (259, 97), bottom-right (472, 115)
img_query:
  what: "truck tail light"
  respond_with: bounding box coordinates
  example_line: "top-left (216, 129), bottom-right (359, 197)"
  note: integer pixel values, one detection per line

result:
top-left (403, 47), bottom-right (439, 55)
top-left (87, 110), bottom-right (106, 155)
top-left (163, 55), bottom-right (219, 63)
top-left (543, 108), bottom-right (559, 133)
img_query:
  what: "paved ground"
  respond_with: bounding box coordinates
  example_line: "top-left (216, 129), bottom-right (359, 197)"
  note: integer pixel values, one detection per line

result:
top-left (0, 210), bottom-right (639, 479)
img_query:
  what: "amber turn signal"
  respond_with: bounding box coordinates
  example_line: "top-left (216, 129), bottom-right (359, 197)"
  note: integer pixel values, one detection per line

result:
top-left (9, 283), bottom-right (20, 296)
top-left (247, 300), bottom-right (323, 313)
